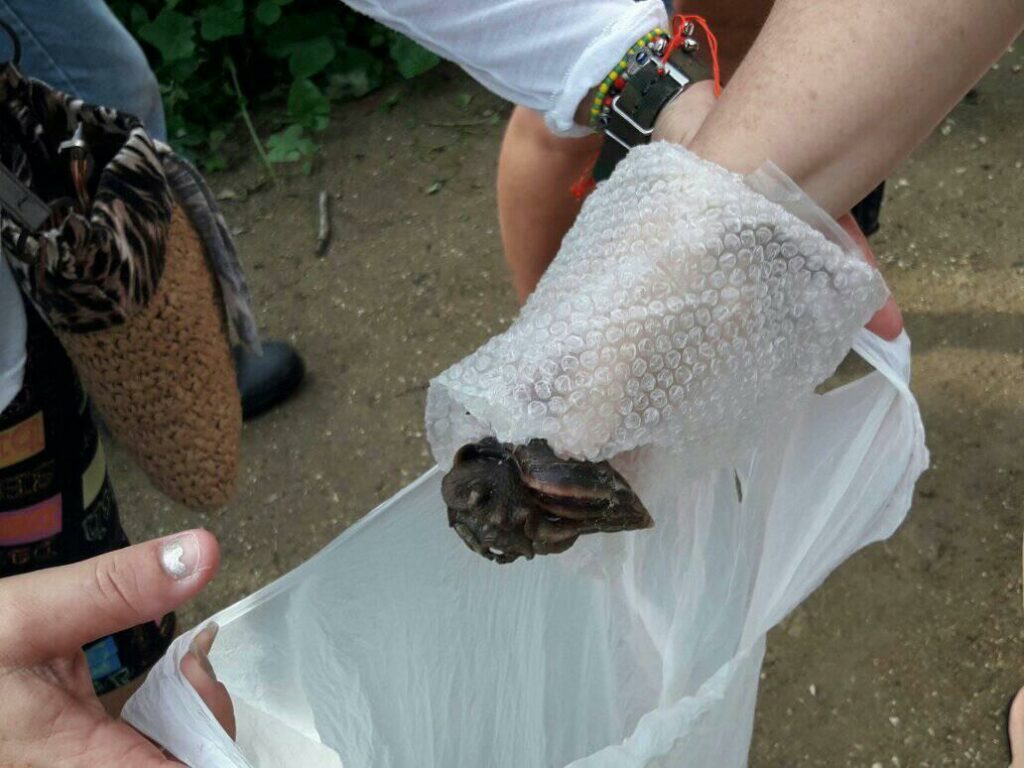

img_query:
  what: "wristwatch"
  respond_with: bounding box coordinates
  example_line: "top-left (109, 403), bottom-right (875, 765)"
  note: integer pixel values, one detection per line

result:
top-left (592, 43), bottom-right (711, 182)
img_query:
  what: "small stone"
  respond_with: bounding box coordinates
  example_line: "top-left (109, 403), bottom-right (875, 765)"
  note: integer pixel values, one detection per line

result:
top-left (809, 684), bottom-right (817, 697)
top-left (889, 716), bottom-right (900, 727)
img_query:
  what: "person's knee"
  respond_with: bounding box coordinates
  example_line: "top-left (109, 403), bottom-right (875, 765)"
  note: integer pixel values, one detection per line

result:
top-left (505, 106), bottom-right (601, 159)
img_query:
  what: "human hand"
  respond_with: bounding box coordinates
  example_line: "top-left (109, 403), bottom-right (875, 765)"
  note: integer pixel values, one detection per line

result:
top-left (836, 213), bottom-right (903, 340)
top-left (651, 79), bottom-right (718, 147)
top-left (657, 94), bottom-right (903, 342)
top-left (0, 529), bottom-right (235, 766)
top-left (428, 144), bottom-right (886, 496)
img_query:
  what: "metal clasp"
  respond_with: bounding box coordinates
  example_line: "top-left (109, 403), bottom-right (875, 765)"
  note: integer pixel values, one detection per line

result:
top-left (609, 94), bottom-right (656, 139)
top-left (0, 164), bottom-right (49, 231)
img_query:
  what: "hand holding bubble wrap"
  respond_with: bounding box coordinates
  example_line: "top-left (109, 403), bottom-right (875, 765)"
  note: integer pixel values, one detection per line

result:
top-left (428, 143), bottom-right (889, 471)
top-left (428, 143), bottom-right (891, 560)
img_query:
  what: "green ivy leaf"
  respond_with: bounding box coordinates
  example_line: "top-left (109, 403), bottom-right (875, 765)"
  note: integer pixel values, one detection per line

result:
top-left (139, 9), bottom-right (196, 62)
top-left (378, 88), bottom-right (403, 113)
top-left (200, 1), bottom-right (245, 41)
top-left (288, 37), bottom-right (335, 79)
top-left (265, 11), bottom-right (344, 59)
top-left (366, 23), bottom-right (388, 48)
top-left (128, 5), bottom-right (149, 32)
top-left (202, 153), bottom-right (230, 173)
top-left (326, 47), bottom-right (383, 100)
top-left (112, 1), bottom-right (406, 172)
top-left (255, 1), bottom-right (281, 25)
top-left (287, 78), bottom-right (330, 131)
top-left (387, 33), bottom-right (440, 79)
top-left (266, 124), bottom-right (317, 164)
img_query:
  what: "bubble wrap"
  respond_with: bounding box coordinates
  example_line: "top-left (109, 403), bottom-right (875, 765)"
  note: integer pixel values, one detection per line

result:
top-left (426, 143), bottom-right (888, 468)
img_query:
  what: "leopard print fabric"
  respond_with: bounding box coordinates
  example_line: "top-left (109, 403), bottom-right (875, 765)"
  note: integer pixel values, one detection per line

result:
top-left (0, 64), bottom-right (259, 350)
top-left (158, 147), bottom-right (260, 353)
top-left (0, 64), bottom-right (171, 332)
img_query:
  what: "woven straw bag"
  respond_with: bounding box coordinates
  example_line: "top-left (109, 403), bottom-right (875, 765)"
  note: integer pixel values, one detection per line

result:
top-left (0, 61), bottom-right (259, 511)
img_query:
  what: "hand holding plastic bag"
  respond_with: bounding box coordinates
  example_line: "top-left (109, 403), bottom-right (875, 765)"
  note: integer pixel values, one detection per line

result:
top-left (123, 144), bottom-right (926, 768)
top-left (0, 530), bottom-right (233, 767)
top-left (124, 327), bottom-right (926, 767)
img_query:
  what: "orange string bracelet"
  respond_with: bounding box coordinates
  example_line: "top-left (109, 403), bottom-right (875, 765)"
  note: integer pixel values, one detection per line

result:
top-left (661, 14), bottom-right (721, 96)
top-left (571, 14), bottom-right (722, 201)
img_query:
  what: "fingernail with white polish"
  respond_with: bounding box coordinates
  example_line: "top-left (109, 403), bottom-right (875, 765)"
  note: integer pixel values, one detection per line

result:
top-left (160, 532), bottom-right (201, 580)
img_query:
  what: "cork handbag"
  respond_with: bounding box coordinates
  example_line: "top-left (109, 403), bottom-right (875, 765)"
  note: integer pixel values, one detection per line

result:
top-left (0, 56), bottom-right (260, 511)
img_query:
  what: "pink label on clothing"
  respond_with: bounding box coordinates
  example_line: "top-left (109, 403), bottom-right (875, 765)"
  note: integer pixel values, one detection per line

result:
top-left (0, 494), bottom-right (62, 545)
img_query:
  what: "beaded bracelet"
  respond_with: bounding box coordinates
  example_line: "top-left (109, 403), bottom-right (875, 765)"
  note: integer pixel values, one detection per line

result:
top-left (572, 16), bottom-right (716, 199)
top-left (588, 27), bottom-right (671, 129)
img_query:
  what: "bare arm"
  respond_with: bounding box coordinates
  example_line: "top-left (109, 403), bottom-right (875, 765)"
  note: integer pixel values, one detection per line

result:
top-left (659, 0), bottom-right (1024, 216)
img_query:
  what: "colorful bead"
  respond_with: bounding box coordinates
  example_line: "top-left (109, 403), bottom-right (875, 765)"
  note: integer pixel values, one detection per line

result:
top-left (589, 27), bottom-right (671, 129)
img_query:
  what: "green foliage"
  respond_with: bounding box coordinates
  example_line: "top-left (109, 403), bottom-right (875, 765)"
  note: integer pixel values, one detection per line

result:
top-left (387, 31), bottom-right (440, 79)
top-left (110, 0), bottom-right (441, 171)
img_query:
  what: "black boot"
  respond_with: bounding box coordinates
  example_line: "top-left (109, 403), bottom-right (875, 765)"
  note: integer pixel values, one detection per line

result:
top-left (233, 340), bottom-right (305, 420)
top-left (851, 182), bottom-right (885, 237)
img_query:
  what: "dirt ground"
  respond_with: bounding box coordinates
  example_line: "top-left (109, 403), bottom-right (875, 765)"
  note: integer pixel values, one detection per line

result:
top-left (110, 45), bottom-right (1022, 766)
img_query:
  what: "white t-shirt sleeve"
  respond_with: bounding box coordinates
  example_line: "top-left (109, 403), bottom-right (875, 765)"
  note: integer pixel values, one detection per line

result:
top-left (339, 0), bottom-right (668, 135)
top-left (0, 259), bottom-right (27, 415)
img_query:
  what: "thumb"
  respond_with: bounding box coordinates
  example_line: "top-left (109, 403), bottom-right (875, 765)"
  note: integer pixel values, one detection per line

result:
top-left (0, 529), bottom-right (219, 666)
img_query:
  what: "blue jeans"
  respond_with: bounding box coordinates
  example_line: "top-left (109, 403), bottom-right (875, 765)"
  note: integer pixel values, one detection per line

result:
top-left (0, 0), bottom-right (166, 139)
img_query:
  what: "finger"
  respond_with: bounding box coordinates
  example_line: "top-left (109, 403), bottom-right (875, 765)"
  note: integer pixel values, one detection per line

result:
top-left (863, 296), bottom-right (903, 341)
top-left (837, 213), bottom-right (904, 340)
top-left (181, 622), bottom-right (237, 740)
top-left (48, 715), bottom-right (184, 767)
top-left (1010, 686), bottom-right (1024, 766)
top-left (0, 529), bottom-right (220, 666)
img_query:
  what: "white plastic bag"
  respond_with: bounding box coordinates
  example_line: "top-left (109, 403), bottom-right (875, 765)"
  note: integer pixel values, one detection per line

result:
top-left (124, 328), bottom-right (927, 768)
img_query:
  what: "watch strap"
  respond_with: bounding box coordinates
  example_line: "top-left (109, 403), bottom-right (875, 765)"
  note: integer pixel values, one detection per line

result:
top-left (592, 49), bottom-right (710, 182)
